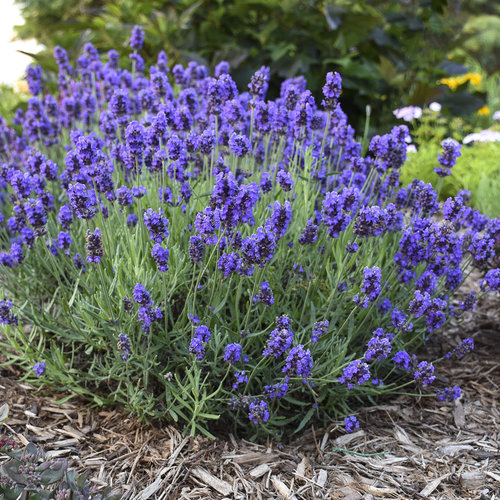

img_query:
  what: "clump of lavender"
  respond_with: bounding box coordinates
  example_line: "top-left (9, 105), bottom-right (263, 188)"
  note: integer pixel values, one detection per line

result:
top-left (0, 27), bottom-right (497, 438)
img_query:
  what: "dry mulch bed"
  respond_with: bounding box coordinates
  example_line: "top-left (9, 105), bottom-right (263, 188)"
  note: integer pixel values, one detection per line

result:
top-left (1, 292), bottom-right (499, 499)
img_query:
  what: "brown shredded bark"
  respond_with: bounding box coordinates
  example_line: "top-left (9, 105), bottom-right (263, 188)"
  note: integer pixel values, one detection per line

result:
top-left (1, 289), bottom-right (499, 499)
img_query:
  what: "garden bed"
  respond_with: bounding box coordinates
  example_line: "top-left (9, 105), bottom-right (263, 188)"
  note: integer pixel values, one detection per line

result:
top-left (2, 291), bottom-right (498, 499)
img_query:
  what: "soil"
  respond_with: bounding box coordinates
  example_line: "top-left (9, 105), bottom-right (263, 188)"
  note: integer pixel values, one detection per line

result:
top-left (1, 290), bottom-right (499, 499)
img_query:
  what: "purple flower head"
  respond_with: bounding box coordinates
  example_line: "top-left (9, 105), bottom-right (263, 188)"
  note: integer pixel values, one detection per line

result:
top-left (248, 66), bottom-right (270, 101)
top-left (413, 361), bottom-right (436, 386)
top-left (117, 186), bottom-right (134, 207)
top-left (322, 191), bottom-right (350, 238)
top-left (282, 345), bottom-right (313, 380)
top-left (151, 244), bottom-right (169, 272)
top-left (392, 351), bottom-right (414, 371)
top-left (144, 208), bottom-right (169, 243)
top-left (391, 308), bottom-right (412, 332)
top-left (445, 338), bottom-right (474, 359)
top-left (129, 25), bottom-right (145, 51)
top-left (132, 186), bottom-right (147, 198)
top-left (409, 290), bottom-right (431, 318)
top-left (263, 315), bottom-right (293, 358)
top-left (223, 343), bottom-right (245, 364)
top-left (67, 183), bottom-right (96, 220)
top-left (228, 133), bottom-right (251, 157)
top-left (311, 320), bottom-right (329, 343)
top-left (265, 201), bottom-right (292, 239)
top-left (189, 235), bottom-right (205, 264)
top-left (459, 291), bottom-right (477, 312)
top-left (33, 362), bottom-right (46, 378)
top-left (218, 252), bottom-right (241, 277)
top-left (345, 242), bottom-right (359, 253)
top-left (480, 268), bottom-right (500, 291)
top-left (86, 228), bottom-right (103, 263)
top-left (26, 64), bottom-right (43, 95)
top-left (361, 266), bottom-right (381, 303)
top-left (194, 207), bottom-right (221, 244)
top-left (263, 378), bottom-right (290, 400)
top-left (73, 253), bottom-right (86, 273)
top-left (127, 214), bottom-right (138, 227)
top-left (322, 71), bottom-right (342, 110)
top-left (232, 371), bottom-right (248, 390)
top-left (248, 399), bottom-right (270, 425)
top-left (118, 334), bottom-right (131, 361)
top-left (436, 386), bottom-right (461, 402)
top-left (339, 359), bottom-right (371, 389)
top-left (299, 218), bottom-right (319, 245)
top-left (138, 304), bottom-right (162, 334)
top-left (133, 283), bottom-right (152, 306)
top-left (125, 121), bottom-right (145, 157)
top-left (276, 169), bottom-right (294, 192)
top-left (344, 415), bottom-right (360, 433)
top-left (435, 138), bottom-right (461, 177)
top-left (364, 332), bottom-right (392, 362)
top-left (57, 231), bottom-right (72, 251)
top-left (0, 300), bottom-right (18, 325)
top-left (253, 282), bottom-right (275, 307)
top-left (189, 325), bottom-right (211, 360)
top-left (109, 89), bottom-right (131, 120)
top-left (242, 227), bottom-right (276, 268)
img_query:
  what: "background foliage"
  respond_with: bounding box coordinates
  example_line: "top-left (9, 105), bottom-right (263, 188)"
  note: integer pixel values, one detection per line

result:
top-left (11, 0), bottom-right (463, 130)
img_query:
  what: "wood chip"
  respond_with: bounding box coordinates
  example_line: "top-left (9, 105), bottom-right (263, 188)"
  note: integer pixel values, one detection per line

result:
top-left (191, 467), bottom-right (232, 496)
top-left (336, 486), bottom-right (363, 500)
top-left (221, 452), bottom-right (278, 464)
top-left (484, 470), bottom-right (500, 483)
top-left (334, 430), bottom-right (365, 447)
top-left (420, 473), bottom-right (450, 496)
top-left (438, 444), bottom-right (474, 456)
top-left (316, 469), bottom-right (327, 488)
top-left (460, 470), bottom-right (485, 490)
top-left (250, 464), bottom-right (271, 478)
top-left (453, 400), bottom-right (466, 428)
top-left (270, 476), bottom-right (297, 500)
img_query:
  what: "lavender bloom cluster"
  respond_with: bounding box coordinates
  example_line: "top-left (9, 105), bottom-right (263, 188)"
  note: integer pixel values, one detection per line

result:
top-left (0, 26), bottom-right (498, 435)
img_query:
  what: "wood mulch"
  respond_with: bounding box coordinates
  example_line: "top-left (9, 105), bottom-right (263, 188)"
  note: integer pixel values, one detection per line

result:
top-left (1, 290), bottom-right (499, 499)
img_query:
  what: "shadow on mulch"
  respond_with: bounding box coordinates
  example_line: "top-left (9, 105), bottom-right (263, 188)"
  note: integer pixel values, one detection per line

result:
top-left (1, 292), bottom-right (499, 499)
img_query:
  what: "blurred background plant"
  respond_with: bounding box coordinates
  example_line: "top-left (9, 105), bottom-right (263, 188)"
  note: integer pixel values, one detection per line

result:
top-left (4, 0), bottom-right (472, 131)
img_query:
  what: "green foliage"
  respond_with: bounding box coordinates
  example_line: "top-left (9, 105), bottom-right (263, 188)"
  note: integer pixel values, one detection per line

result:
top-left (14, 0), bottom-right (455, 129)
top-left (0, 85), bottom-right (29, 123)
top-left (401, 141), bottom-right (500, 217)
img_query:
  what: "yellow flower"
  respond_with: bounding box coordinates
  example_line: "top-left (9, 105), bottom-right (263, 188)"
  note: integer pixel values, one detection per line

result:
top-left (477, 106), bottom-right (490, 116)
top-left (467, 73), bottom-right (482, 88)
top-left (437, 72), bottom-right (482, 91)
top-left (13, 80), bottom-right (29, 94)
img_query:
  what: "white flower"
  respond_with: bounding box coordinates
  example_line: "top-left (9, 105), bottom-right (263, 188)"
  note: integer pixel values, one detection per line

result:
top-left (406, 144), bottom-right (417, 153)
top-left (429, 102), bottom-right (442, 112)
top-left (493, 110), bottom-right (500, 120)
top-left (393, 106), bottom-right (422, 122)
top-left (463, 130), bottom-right (500, 144)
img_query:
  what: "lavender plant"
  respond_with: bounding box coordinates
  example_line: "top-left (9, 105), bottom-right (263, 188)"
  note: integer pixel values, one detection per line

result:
top-left (0, 28), bottom-right (499, 438)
